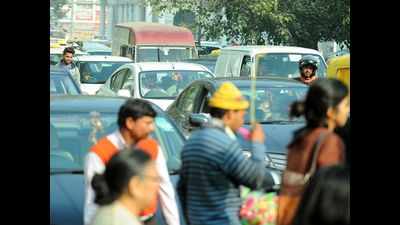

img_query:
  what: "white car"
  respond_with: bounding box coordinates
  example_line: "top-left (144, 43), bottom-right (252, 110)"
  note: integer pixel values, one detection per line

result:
top-left (214, 45), bottom-right (327, 78)
top-left (74, 55), bottom-right (133, 95)
top-left (96, 62), bottom-right (215, 110)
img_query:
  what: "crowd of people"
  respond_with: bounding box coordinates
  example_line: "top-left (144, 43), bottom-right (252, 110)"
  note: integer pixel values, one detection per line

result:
top-left (78, 54), bottom-right (350, 225)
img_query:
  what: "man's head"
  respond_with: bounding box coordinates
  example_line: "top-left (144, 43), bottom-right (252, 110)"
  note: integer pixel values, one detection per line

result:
top-left (118, 99), bottom-right (157, 141)
top-left (208, 82), bottom-right (249, 131)
top-left (62, 47), bottom-right (75, 65)
top-left (298, 55), bottom-right (319, 85)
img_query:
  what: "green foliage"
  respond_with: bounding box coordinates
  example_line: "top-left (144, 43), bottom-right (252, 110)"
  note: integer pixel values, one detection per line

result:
top-left (145, 0), bottom-right (350, 48)
top-left (50, 0), bottom-right (68, 20)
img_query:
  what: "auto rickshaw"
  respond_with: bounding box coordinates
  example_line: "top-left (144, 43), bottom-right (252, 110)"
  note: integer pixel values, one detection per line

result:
top-left (327, 54), bottom-right (350, 90)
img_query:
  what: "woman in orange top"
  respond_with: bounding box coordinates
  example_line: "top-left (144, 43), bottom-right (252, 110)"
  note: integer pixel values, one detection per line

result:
top-left (278, 79), bottom-right (350, 225)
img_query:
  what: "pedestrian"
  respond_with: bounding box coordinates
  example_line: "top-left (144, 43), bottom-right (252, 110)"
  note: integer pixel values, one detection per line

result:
top-left (56, 47), bottom-right (81, 86)
top-left (294, 55), bottom-right (320, 85)
top-left (90, 149), bottom-right (161, 225)
top-left (278, 79), bottom-right (350, 225)
top-left (84, 99), bottom-right (180, 225)
top-left (178, 82), bottom-right (275, 225)
top-left (292, 165), bottom-right (350, 225)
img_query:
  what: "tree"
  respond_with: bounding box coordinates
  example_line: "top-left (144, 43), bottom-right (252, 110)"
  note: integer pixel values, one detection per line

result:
top-left (145, 0), bottom-right (350, 48)
top-left (50, 0), bottom-right (68, 20)
top-left (282, 0), bottom-right (350, 49)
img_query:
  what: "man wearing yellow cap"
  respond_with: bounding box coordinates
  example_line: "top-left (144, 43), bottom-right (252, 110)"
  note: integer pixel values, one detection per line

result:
top-left (178, 82), bottom-right (275, 225)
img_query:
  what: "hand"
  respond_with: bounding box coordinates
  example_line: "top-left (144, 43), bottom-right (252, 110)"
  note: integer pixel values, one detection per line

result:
top-left (250, 123), bottom-right (265, 144)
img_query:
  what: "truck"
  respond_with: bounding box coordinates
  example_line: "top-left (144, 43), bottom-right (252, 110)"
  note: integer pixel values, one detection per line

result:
top-left (112, 22), bottom-right (197, 62)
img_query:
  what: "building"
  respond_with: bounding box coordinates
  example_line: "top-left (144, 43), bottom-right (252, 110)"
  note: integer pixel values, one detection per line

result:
top-left (56, 0), bottom-right (174, 41)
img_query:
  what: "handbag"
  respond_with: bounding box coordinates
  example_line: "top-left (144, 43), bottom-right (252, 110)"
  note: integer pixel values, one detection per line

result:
top-left (277, 132), bottom-right (328, 225)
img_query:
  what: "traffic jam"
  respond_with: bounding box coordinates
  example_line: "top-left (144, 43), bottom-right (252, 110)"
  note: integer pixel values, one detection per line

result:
top-left (51, 21), bottom-right (350, 225)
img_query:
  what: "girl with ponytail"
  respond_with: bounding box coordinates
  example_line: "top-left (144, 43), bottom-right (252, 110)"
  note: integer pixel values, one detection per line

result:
top-left (90, 149), bottom-right (160, 225)
top-left (278, 79), bottom-right (350, 225)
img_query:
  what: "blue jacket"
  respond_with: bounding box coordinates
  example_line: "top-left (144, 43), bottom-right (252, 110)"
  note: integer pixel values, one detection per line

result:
top-left (178, 119), bottom-right (274, 225)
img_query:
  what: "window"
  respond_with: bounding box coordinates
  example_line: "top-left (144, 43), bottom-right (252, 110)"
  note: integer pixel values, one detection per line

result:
top-left (178, 85), bottom-right (202, 113)
top-left (256, 53), bottom-right (327, 78)
top-left (110, 69), bottom-right (128, 92)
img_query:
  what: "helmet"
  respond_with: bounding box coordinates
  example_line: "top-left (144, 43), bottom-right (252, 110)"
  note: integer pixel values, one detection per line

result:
top-left (299, 55), bottom-right (319, 71)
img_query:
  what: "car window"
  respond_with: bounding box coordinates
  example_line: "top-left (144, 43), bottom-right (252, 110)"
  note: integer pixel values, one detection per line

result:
top-left (139, 70), bottom-right (213, 99)
top-left (50, 110), bottom-right (184, 172)
top-left (256, 53), bottom-right (326, 78)
top-left (178, 84), bottom-right (203, 113)
top-left (239, 86), bottom-right (308, 123)
top-left (121, 69), bottom-right (135, 90)
top-left (79, 61), bottom-right (128, 84)
top-left (50, 75), bottom-right (80, 95)
top-left (111, 69), bottom-right (128, 92)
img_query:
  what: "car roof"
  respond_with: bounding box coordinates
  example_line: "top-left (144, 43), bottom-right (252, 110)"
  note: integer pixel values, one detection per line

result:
top-left (125, 62), bottom-right (212, 73)
top-left (220, 45), bottom-right (322, 56)
top-left (50, 95), bottom-right (163, 114)
top-left (206, 76), bottom-right (309, 88)
top-left (74, 55), bottom-right (133, 62)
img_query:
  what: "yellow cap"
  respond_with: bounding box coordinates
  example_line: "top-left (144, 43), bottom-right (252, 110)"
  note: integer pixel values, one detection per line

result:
top-left (209, 82), bottom-right (249, 110)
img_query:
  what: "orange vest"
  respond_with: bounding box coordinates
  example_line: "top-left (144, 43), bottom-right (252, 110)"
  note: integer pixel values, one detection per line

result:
top-left (90, 136), bottom-right (159, 216)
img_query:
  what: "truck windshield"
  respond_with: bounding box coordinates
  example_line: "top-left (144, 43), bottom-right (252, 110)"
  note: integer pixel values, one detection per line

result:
top-left (137, 46), bottom-right (192, 62)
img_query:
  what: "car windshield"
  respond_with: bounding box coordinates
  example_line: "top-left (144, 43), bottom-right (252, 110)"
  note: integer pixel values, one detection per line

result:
top-left (79, 61), bottom-right (127, 84)
top-left (82, 42), bottom-right (110, 51)
top-left (50, 75), bottom-right (80, 95)
top-left (139, 70), bottom-right (213, 99)
top-left (255, 53), bottom-right (326, 78)
top-left (50, 111), bottom-right (184, 172)
top-left (137, 47), bottom-right (192, 62)
top-left (238, 86), bottom-right (308, 123)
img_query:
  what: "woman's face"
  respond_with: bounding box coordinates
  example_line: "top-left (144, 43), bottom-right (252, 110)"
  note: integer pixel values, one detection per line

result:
top-left (332, 96), bottom-right (350, 127)
top-left (128, 162), bottom-right (160, 210)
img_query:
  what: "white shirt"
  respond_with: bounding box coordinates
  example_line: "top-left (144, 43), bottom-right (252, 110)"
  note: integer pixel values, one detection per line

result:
top-left (84, 130), bottom-right (180, 225)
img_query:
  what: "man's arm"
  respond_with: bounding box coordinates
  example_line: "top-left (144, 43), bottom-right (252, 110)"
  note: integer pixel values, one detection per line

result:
top-left (221, 140), bottom-right (275, 190)
top-left (155, 147), bottom-right (181, 225)
top-left (83, 152), bottom-right (105, 225)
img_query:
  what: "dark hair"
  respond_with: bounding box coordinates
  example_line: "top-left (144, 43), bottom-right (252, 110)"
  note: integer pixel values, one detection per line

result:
top-left (292, 165), bottom-right (350, 225)
top-left (91, 149), bottom-right (152, 205)
top-left (209, 107), bottom-right (228, 119)
top-left (117, 99), bottom-right (157, 129)
top-left (289, 79), bottom-right (348, 144)
top-left (63, 47), bottom-right (75, 55)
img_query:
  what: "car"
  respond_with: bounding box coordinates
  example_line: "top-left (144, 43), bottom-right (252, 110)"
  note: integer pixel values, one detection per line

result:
top-left (80, 41), bottom-right (112, 55)
top-left (50, 67), bottom-right (82, 95)
top-left (50, 95), bottom-right (186, 225)
top-left (167, 76), bottom-right (309, 173)
top-left (195, 41), bottom-right (222, 56)
top-left (214, 45), bottom-right (327, 79)
top-left (181, 56), bottom-right (218, 73)
top-left (96, 62), bottom-right (215, 110)
top-left (74, 55), bottom-right (133, 95)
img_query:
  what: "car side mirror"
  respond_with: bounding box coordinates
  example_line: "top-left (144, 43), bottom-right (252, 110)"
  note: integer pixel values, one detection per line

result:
top-left (117, 89), bottom-right (131, 97)
top-left (189, 113), bottom-right (210, 127)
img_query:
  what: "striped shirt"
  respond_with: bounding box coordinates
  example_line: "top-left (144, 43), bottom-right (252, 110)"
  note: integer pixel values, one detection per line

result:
top-left (178, 119), bottom-right (274, 225)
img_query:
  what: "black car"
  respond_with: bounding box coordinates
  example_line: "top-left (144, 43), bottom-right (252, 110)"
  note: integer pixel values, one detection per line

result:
top-left (50, 95), bottom-right (186, 225)
top-left (167, 76), bottom-right (309, 172)
top-left (50, 67), bottom-right (82, 95)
